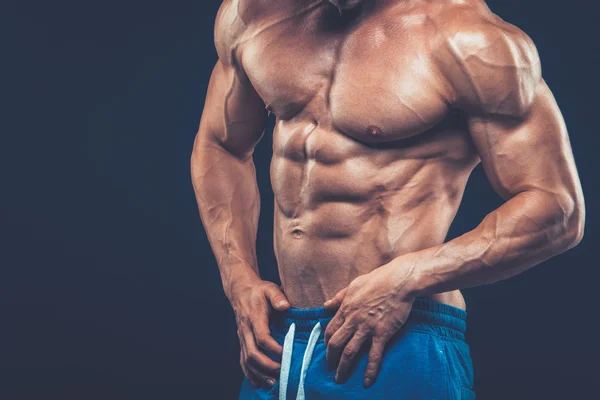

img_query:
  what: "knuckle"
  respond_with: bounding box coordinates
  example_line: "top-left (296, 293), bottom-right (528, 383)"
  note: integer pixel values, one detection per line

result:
top-left (248, 316), bottom-right (262, 327)
top-left (237, 314), bottom-right (250, 326)
top-left (342, 320), bottom-right (355, 332)
top-left (372, 335), bottom-right (386, 345)
top-left (247, 351), bottom-right (258, 362)
top-left (365, 363), bottom-right (376, 372)
top-left (354, 328), bottom-right (367, 338)
top-left (256, 340), bottom-right (267, 349)
top-left (343, 346), bottom-right (356, 356)
top-left (343, 312), bottom-right (353, 322)
top-left (255, 335), bottom-right (268, 347)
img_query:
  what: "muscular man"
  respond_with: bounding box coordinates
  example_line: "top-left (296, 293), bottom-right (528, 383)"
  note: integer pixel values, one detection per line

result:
top-left (191, 0), bottom-right (585, 398)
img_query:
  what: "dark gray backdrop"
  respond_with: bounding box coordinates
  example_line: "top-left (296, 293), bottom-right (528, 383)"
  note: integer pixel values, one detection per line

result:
top-left (2, 1), bottom-right (598, 399)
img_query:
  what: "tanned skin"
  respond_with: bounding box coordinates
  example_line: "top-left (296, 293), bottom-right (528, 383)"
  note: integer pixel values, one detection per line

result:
top-left (191, 0), bottom-right (585, 390)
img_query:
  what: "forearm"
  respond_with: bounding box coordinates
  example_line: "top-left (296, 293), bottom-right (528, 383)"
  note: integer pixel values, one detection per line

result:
top-left (407, 189), bottom-right (585, 296)
top-left (191, 139), bottom-right (262, 300)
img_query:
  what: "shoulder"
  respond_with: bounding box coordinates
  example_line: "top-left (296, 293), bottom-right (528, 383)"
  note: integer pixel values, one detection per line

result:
top-left (214, 0), bottom-right (269, 68)
top-left (214, 0), bottom-right (250, 67)
top-left (430, 3), bottom-right (542, 116)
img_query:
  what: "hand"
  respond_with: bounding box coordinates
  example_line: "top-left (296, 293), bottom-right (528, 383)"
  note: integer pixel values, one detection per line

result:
top-left (323, 260), bottom-right (419, 388)
top-left (231, 277), bottom-right (290, 388)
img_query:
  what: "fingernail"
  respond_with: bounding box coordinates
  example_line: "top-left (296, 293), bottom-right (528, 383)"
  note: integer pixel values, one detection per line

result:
top-left (267, 378), bottom-right (276, 387)
top-left (364, 377), bottom-right (371, 387)
top-left (277, 300), bottom-right (289, 308)
top-left (335, 373), bottom-right (340, 383)
top-left (324, 300), bottom-right (331, 307)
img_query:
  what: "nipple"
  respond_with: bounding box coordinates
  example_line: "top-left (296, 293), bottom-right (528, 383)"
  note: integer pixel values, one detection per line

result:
top-left (366, 125), bottom-right (383, 137)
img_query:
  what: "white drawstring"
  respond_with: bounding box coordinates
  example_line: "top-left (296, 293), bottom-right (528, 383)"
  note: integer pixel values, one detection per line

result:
top-left (279, 323), bottom-right (295, 400)
top-left (296, 322), bottom-right (322, 400)
top-left (279, 321), bottom-right (322, 400)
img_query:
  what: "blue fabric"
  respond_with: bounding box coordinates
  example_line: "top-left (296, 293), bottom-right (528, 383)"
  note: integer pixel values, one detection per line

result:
top-left (239, 298), bottom-right (475, 400)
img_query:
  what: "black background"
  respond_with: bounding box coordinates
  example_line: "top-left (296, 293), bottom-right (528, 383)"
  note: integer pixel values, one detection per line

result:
top-left (2, 1), bottom-right (598, 399)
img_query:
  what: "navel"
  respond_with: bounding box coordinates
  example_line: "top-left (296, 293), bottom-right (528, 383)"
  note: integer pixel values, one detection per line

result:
top-left (291, 228), bottom-right (305, 238)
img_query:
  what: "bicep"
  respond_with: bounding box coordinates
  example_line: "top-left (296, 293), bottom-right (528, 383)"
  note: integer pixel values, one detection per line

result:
top-left (468, 81), bottom-right (582, 204)
top-left (195, 60), bottom-right (268, 159)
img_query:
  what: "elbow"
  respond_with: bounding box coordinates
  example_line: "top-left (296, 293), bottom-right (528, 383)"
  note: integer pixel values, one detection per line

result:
top-left (565, 213), bottom-right (585, 250)
top-left (563, 195), bottom-right (585, 250)
top-left (192, 132), bottom-right (253, 162)
top-left (190, 142), bottom-right (202, 180)
top-left (190, 133), bottom-right (210, 184)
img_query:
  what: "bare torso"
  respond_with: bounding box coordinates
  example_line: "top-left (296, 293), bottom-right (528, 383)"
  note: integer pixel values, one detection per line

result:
top-left (218, 0), bottom-right (499, 307)
top-left (193, 0), bottom-right (583, 388)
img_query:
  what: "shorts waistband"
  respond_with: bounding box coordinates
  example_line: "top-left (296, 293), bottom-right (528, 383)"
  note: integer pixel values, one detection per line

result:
top-left (271, 298), bottom-right (467, 341)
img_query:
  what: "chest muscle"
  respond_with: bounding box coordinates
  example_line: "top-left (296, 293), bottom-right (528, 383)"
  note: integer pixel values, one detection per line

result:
top-left (240, 10), bottom-right (449, 142)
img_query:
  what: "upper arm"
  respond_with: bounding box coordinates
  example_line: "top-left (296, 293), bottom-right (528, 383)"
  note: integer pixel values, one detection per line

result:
top-left (194, 1), bottom-right (267, 160)
top-left (436, 16), bottom-right (583, 216)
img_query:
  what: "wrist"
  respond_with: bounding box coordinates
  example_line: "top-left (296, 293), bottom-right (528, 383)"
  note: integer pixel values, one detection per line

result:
top-left (388, 254), bottom-right (429, 298)
top-left (224, 269), bottom-right (262, 302)
top-left (406, 263), bottom-right (427, 297)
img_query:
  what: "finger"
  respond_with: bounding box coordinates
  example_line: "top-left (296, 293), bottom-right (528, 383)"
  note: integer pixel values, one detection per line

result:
top-left (264, 283), bottom-right (290, 311)
top-left (247, 364), bottom-right (277, 389)
top-left (240, 334), bottom-right (277, 389)
top-left (326, 321), bottom-right (355, 370)
top-left (363, 337), bottom-right (387, 388)
top-left (251, 317), bottom-right (283, 356)
top-left (240, 341), bottom-right (260, 388)
top-left (324, 288), bottom-right (348, 309)
top-left (238, 330), bottom-right (248, 376)
top-left (242, 324), bottom-right (281, 376)
top-left (324, 311), bottom-right (345, 346)
top-left (336, 330), bottom-right (368, 383)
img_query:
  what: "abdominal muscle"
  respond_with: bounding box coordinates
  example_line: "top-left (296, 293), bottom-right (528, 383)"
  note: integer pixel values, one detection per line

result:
top-left (270, 123), bottom-right (478, 310)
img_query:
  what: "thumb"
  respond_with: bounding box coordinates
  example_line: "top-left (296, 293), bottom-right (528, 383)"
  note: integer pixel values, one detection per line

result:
top-left (264, 283), bottom-right (290, 311)
top-left (324, 287), bottom-right (347, 309)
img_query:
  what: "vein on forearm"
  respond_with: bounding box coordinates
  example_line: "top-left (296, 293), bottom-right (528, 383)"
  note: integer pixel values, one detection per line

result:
top-left (415, 188), bottom-right (579, 294)
top-left (192, 144), bottom-right (261, 295)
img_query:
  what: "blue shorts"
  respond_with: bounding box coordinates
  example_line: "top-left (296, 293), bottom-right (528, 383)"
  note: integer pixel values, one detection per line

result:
top-left (239, 298), bottom-right (475, 400)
